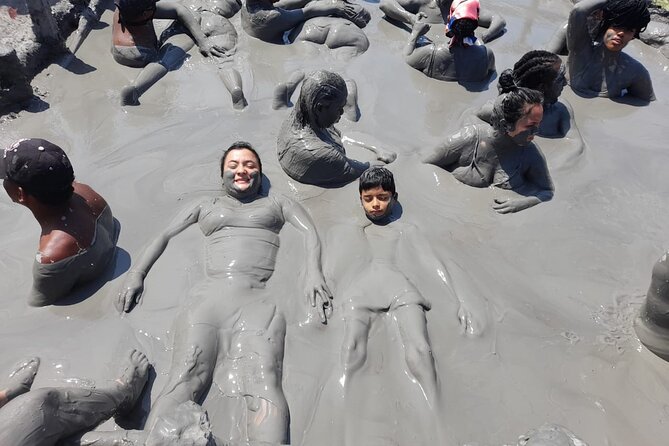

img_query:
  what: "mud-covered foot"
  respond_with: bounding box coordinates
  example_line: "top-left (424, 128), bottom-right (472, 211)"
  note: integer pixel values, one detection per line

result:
top-left (145, 401), bottom-right (214, 446)
top-left (411, 21), bottom-right (431, 38)
top-left (115, 349), bottom-right (150, 414)
top-left (3, 357), bottom-right (40, 401)
top-left (230, 87), bottom-right (248, 110)
top-left (120, 85), bottom-right (140, 106)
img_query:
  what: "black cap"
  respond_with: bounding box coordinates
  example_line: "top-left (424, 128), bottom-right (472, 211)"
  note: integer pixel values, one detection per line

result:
top-left (0, 139), bottom-right (74, 197)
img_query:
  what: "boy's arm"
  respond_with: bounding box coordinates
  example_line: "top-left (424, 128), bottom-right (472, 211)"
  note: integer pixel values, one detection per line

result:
top-left (402, 225), bottom-right (486, 336)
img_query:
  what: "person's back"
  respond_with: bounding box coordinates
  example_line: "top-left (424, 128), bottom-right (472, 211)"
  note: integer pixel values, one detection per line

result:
top-left (0, 139), bottom-right (118, 306)
top-left (111, 0), bottom-right (160, 67)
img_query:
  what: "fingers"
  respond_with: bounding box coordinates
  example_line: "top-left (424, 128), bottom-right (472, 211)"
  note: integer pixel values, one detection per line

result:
top-left (123, 291), bottom-right (135, 313)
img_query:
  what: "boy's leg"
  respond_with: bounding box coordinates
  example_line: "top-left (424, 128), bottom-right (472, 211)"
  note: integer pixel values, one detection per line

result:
top-left (394, 305), bottom-right (439, 409)
top-left (0, 357), bottom-right (40, 408)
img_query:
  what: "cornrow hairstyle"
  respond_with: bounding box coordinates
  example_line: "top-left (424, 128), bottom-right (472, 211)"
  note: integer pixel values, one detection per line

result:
top-left (497, 50), bottom-right (561, 96)
top-left (490, 87), bottom-right (544, 134)
top-left (450, 18), bottom-right (478, 43)
top-left (595, 0), bottom-right (650, 39)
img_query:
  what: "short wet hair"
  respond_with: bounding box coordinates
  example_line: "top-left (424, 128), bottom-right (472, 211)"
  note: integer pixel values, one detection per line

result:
top-left (450, 18), bottom-right (478, 41)
top-left (294, 71), bottom-right (347, 129)
top-left (220, 141), bottom-right (262, 177)
top-left (498, 50), bottom-right (561, 95)
top-left (596, 0), bottom-right (650, 38)
top-left (359, 166), bottom-right (396, 196)
top-left (490, 87), bottom-right (544, 133)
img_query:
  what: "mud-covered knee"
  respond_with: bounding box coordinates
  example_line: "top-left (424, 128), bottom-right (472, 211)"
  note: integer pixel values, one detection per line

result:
top-left (406, 342), bottom-right (433, 366)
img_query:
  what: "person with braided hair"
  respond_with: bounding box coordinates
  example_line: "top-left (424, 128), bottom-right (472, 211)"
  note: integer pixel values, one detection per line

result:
top-left (404, 10), bottom-right (495, 83)
top-left (476, 50), bottom-right (576, 138)
top-left (423, 87), bottom-right (554, 214)
top-left (566, 0), bottom-right (655, 101)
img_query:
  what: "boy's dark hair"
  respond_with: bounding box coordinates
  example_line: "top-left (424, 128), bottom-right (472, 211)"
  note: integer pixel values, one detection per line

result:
top-left (359, 166), bottom-right (396, 196)
top-left (450, 18), bottom-right (478, 42)
top-left (220, 141), bottom-right (262, 178)
top-left (596, 0), bottom-right (650, 39)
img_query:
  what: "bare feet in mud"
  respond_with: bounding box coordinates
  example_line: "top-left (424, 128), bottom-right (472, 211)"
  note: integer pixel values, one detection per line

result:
top-left (0, 357), bottom-right (40, 405)
top-left (272, 71), bottom-right (305, 110)
top-left (411, 21), bottom-right (431, 38)
top-left (121, 85), bottom-right (140, 106)
top-left (114, 349), bottom-right (150, 414)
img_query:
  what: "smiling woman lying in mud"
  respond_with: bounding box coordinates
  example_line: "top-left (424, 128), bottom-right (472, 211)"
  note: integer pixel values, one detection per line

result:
top-left (423, 87), bottom-right (554, 214)
top-left (117, 142), bottom-right (332, 446)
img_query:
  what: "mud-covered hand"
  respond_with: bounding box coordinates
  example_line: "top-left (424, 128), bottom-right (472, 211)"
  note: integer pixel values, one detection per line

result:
top-left (304, 270), bottom-right (333, 324)
top-left (199, 40), bottom-right (229, 58)
top-left (492, 197), bottom-right (534, 214)
top-left (116, 271), bottom-right (145, 313)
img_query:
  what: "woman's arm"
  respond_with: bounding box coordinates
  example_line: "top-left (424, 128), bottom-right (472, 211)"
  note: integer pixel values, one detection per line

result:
top-left (422, 125), bottom-right (478, 169)
top-left (567, 0), bottom-right (605, 54)
top-left (116, 203), bottom-right (202, 313)
top-left (155, 3), bottom-right (227, 57)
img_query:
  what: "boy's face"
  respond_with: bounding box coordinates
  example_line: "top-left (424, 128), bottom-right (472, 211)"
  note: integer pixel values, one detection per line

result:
top-left (360, 186), bottom-right (395, 221)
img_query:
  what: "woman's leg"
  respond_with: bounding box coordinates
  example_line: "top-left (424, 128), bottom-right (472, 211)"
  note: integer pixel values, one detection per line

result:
top-left (0, 357), bottom-right (40, 409)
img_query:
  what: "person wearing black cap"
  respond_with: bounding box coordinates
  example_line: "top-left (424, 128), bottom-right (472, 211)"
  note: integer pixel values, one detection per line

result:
top-left (1, 139), bottom-right (118, 306)
top-left (112, 0), bottom-right (229, 106)
top-left (566, 0), bottom-right (655, 101)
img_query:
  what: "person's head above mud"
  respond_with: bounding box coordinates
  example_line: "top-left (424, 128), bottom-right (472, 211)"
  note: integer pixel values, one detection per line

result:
top-left (1, 138), bottom-right (75, 207)
top-left (491, 87), bottom-right (544, 146)
top-left (446, 0), bottom-right (479, 46)
top-left (220, 141), bottom-right (263, 201)
top-left (595, 0), bottom-right (651, 50)
top-left (498, 50), bottom-right (566, 106)
top-left (295, 70), bottom-right (348, 130)
top-left (115, 0), bottom-right (158, 26)
top-left (359, 167), bottom-right (397, 222)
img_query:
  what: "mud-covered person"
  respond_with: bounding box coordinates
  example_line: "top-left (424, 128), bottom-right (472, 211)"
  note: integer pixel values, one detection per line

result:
top-left (1, 139), bottom-right (118, 306)
top-left (241, 0), bottom-right (370, 43)
top-left (404, 0), bottom-right (495, 83)
top-left (112, 0), bottom-right (228, 105)
top-left (567, 0), bottom-right (655, 101)
top-left (423, 87), bottom-right (554, 214)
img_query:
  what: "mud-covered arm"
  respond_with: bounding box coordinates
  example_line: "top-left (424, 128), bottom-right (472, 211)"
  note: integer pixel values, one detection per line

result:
top-left (567, 0), bottom-right (604, 54)
top-left (380, 0), bottom-right (421, 25)
top-left (402, 226), bottom-right (485, 335)
top-left (494, 148), bottom-right (554, 214)
top-left (116, 203), bottom-right (201, 312)
top-left (475, 101), bottom-right (493, 124)
top-left (422, 125), bottom-right (478, 169)
top-left (280, 196), bottom-right (333, 323)
top-left (155, 3), bottom-right (227, 57)
top-left (477, 9), bottom-right (505, 43)
top-left (273, 0), bottom-right (310, 9)
top-left (627, 65), bottom-right (656, 102)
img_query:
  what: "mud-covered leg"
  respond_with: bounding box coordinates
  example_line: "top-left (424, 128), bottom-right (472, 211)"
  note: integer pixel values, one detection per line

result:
top-left (0, 350), bottom-right (149, 446)
top-left (228, 301), bottom-right (289, 444)
top-left (0, 357), bottom-right (40, 408)
top-left (145, 312), bottom-right (219, 430)
top-left (344, 79), bottom-right (360, 122)
top-left (121, 33), bottom-right (195, 106)
top-left (219, 67), bottom-right (248, 110)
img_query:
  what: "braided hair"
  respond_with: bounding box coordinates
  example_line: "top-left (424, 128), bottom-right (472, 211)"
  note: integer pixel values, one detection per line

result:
top-left (490, 87), bottom-right (544, 134)
top-left (497, 50), bottom-right (562, 103)
top-left (595, 0), bottom-right (650, 39)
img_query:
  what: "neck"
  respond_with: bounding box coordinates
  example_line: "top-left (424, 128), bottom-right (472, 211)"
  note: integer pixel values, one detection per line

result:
top-left (28, 202), bottom-right (69, 229)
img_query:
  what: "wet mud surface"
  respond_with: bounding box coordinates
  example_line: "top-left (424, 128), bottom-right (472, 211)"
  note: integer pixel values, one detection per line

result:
top-left (1, 0), bottom-right (668, 444)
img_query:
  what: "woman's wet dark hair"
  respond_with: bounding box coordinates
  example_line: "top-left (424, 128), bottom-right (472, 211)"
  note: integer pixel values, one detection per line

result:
top-left (498, 50), bottom-right (561, 95)
top-left (450, 18), bottom-right (478, 43)
top-left (359, 166), bottom-right (396, 196)
top-left (293, 71), bottom-right (347, 129)
top-left (220, 141), bottom-right (263, 177)
top-left (490, 87), bottom-right (544, 134)
top-left (595, 0), bottom-right (650, 39)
